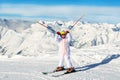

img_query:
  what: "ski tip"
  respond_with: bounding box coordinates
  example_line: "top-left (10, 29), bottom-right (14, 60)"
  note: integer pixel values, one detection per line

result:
top-left (42, 72), bottom-right (48, 75)
top-left (52, 75), bottom-right (56, 77)
top-left (52, 75), bottom-right (59, 77)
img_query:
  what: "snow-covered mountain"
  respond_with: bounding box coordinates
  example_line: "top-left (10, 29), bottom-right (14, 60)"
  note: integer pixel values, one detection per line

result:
top-left (0, 19), bottom-right (120, 57)
top-left (0, 18), bottom-right (33, 32)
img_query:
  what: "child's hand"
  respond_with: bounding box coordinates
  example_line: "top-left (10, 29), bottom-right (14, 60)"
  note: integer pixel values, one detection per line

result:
top-left (56, 32), bottom-right (61, 35)
top-left (66, 31), bottom-right (69, 34)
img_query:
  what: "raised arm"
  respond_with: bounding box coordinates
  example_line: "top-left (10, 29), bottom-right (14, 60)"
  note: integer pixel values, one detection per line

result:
top-left (66, 32), bottom-right (72, 43)
top-left (47, 26), bottom-right (56, 36)
top-left (55, 33), bottom-right (62, 42)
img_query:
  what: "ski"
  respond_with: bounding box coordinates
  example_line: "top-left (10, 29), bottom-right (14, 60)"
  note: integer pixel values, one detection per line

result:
top-left (52, 71), bottom-right (77, 77)
top-left (42, 70), bottom-right (56, 75)
top-left (42, 68), bottom-right (66, 75)
top-left (52, 69), bottom-right (83, 77)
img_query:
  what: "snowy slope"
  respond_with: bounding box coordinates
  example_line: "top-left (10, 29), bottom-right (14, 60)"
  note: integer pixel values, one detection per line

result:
top-left (0, 41), bottom-right (120, 80)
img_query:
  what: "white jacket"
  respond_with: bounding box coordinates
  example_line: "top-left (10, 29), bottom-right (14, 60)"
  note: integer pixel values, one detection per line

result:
top-left (55, 33), bottom-right (72, 55)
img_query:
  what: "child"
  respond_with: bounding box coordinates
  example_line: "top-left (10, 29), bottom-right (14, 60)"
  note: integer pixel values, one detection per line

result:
top-left (38, 21), bottom-right (75, 73)
top-left (55, 30), bottom-right (75, 73)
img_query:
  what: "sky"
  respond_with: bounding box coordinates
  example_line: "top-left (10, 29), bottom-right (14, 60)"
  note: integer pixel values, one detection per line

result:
top-left (0, 0), bottom-right (120, 23)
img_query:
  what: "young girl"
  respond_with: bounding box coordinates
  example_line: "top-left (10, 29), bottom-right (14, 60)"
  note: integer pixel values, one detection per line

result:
top-left (38, 21), bottom-right (75, 73)
top-left (55, 30), bottom-right (75, 73)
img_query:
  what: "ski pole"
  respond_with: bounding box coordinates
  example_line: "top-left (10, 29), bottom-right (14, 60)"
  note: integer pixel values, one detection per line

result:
top-left (73, 15), bottom-right (85, 27)
top-left (37, 21), bottom-right (56, 35)
top-left (69, 15), bottom-right (85, 30)
top-left (37, 21), bottom-right (48, 28)
top-left (68, 15), bottom-right (84, 30)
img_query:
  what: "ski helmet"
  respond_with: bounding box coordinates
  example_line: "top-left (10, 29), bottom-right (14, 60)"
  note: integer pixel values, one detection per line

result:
top-left (60, 31), bottom-right (66, 35)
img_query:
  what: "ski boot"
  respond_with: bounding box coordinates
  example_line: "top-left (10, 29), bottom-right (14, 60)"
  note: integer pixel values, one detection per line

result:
top-left (55, 66), bottom-right (65, 72)
top-left (65, 67), bottom-right (76, 74)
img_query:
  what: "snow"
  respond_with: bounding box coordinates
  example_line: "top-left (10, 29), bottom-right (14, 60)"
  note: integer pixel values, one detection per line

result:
top-left (0, 44), bottom-right (120, 80)
top-left (0, 19), bottom-right (33, 32)
top-left (0, 19), bottom-right (120, 80)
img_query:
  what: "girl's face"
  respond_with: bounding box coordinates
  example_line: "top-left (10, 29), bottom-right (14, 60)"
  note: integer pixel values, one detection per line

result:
top-left (61, 34), bottom-right (66, 39)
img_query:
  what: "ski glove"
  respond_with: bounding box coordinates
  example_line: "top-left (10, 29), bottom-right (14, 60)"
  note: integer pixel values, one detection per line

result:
top-left (66, 31), bottom-right (69, 33)
top-left (57, 32), bottom-right (61, 35)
